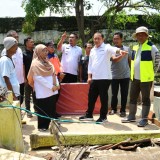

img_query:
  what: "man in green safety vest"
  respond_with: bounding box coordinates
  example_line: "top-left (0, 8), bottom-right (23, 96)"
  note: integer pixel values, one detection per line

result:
top-left (122, 26), bottom-right (159, 127)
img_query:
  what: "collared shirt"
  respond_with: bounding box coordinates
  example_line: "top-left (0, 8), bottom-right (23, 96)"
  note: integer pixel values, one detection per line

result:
top-left (111, 45), bottom-right (130, 79)
top-left (33, 75), bottom-right (59, 99)
top-left (88, 43), bottom-right (117, 80)
top-left (1, 47), bottom-right (24, 84)
top-left (61, 44), bottom-right (82, 75)
top-left (48, 52), bottom-right (57, 59)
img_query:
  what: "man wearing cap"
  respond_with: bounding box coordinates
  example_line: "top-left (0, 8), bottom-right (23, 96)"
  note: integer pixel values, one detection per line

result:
top-left (0, 37), bottom-right (20, 100)
top-left (122, 26), bottom-right (159, 127)
top-left (1, 30), bottom-right (25, 105)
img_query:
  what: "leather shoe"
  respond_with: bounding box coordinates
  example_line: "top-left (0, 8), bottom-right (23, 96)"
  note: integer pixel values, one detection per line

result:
top-left (137, 119), bottom-right (148, 127)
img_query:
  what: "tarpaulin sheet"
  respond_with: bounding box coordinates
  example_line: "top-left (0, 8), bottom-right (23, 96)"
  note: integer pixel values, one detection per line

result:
top-left (56, 83), bottom-right (101, 115)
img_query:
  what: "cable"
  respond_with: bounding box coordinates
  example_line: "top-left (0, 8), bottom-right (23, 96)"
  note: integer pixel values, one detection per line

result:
top-left (1, 96), bottom-right (26, 156)
top-left (2, 93), bottom-right (67, 145)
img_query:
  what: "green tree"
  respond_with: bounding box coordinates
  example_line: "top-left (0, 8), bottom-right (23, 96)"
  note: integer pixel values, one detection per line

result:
top-left (142, 14), bottom-right (160, 43)
top-left (22, 0), bottom-right (160, 44)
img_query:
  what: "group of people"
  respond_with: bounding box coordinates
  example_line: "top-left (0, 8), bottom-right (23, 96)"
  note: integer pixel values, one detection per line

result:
top-left (0, 26), bottom-right (159, 131)
top-left (79, 26), bottom-right (159, 127)
top-left (0, 31), bottom-right (61, 131)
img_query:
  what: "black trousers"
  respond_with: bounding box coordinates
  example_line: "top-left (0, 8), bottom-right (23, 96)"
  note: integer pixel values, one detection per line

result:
top-left (111, 78), bottom-right (130, 112)
top-left (19, 83), bottom-right (24, 105)
top-left (61, 73), bottom-right (77, 83)
top-left (25, 82), bottom-right (37, 111)
top-left (36, 95), bottom-right (57, 129)
top-left (86, 80), bottom-right (111, 119)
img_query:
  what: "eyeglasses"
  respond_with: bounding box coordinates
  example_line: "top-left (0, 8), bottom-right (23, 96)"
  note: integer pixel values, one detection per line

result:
top-left (48, 45), bottom-right (55, 48)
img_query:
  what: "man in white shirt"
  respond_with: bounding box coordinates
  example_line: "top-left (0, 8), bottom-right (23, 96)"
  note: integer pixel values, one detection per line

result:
top-left (57, 32), bottom-right (82, 83)
top-left (79, 32), bottom-right (128, 123)
top-left (0, 37), bottom-right (19, 100)
top-left (1, 30), bottom-right (24, 105)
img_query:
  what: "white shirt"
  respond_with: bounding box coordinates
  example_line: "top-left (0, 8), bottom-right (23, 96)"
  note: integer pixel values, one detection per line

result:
top-left (0, 56), bottom-right (20, 97)
top-left (61, 44), bottom-right (82, 75)
top-left (88, 43), bottom-right (117, 80)
top-left (1, 48), bottom-right (24, 84)
top-left (33, 75), bottom-right (59, 99)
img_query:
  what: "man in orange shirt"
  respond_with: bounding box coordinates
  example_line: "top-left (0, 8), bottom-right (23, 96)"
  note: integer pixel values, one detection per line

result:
top-left (46, 41), bottom-right (65, 82)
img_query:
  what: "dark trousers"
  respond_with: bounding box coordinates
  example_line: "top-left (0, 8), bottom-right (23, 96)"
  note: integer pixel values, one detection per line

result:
top-left (36, 95), bottom-right (57, 129)
top-left (86, 80), bottom-right (111, 119)
top-left (61, 73), bottom-right (77, 83)
top-left (130, 79), bottom-right (152, 106)
top-left (111, 78), bottom-right (130, 112)
top-left (19, 83), bottom-right (24, 105)
top-left (25, 82), bottom-right (37, 111)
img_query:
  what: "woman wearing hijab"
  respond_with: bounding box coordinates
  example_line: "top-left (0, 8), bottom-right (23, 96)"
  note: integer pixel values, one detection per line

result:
top-left (28, 44), bottom-right (60, 131)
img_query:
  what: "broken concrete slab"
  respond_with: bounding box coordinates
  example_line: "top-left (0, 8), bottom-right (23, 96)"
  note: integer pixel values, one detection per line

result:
top-left (30, 114), bottom-right (160, 149)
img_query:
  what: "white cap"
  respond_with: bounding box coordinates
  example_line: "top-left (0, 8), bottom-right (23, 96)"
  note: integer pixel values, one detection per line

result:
top-left (132, 26), bottom-right (152, 39)
top-left (3, 37), bottom-right (17, 50)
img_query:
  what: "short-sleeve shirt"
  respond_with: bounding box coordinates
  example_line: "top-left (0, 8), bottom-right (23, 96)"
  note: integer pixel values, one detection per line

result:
top-left (88, 43), bottom-right (117, 80)
top-left (111, 45), bottom-right (130, 79)
top-left (61, 44), bottom-right (82, 75)
top-left (1, 48), bottom-right (24, 84)
top-left (0, 56), bottom-right (20, 97)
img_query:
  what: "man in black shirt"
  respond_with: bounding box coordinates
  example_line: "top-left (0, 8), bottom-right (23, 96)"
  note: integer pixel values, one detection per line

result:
top-left (80, 43), bottom-right (92, 82)
top-left (23, 37), bottom-right (36, 118)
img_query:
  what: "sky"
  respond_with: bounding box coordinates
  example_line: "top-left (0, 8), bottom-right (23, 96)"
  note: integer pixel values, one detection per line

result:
top-left (0, 0), bottom-right (106, 17)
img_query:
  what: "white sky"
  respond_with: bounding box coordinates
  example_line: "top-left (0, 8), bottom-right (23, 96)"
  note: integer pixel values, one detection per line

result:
top-left (0, 0), bottom-right (106, 17)
top-left (0, 0), bottom-right (157, 18)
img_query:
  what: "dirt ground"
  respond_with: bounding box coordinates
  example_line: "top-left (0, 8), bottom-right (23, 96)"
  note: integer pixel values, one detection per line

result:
top-left (21, 109), bottom-right (160, 160)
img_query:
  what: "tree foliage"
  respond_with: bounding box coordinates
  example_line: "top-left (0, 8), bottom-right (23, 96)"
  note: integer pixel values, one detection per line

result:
top-left (22, 0), bottom-right (160, 44)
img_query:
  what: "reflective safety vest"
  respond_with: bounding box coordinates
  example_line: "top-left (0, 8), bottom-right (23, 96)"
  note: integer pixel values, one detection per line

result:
top-left (131, 40), bottom-right (154, 82)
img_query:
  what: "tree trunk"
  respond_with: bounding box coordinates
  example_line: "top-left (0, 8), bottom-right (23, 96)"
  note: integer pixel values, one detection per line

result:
top-left (75, 0), bottom-right (85, 46)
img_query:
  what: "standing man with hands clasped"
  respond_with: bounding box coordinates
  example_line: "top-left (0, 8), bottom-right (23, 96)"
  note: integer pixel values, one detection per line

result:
top-left (79, 32), bottom-right (128, 123)
top-left (57, 31), bottom-right (82, 83)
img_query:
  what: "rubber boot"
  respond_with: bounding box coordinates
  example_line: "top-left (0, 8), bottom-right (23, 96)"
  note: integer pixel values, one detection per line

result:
top-left (137, 105), bottom-right (150, 127)
top-left (121, 104), bottom-right (137, 123)
top-left (127, 103), bottom-right (137, 120)
top-left (142, 105), bottom-right (150, 119)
